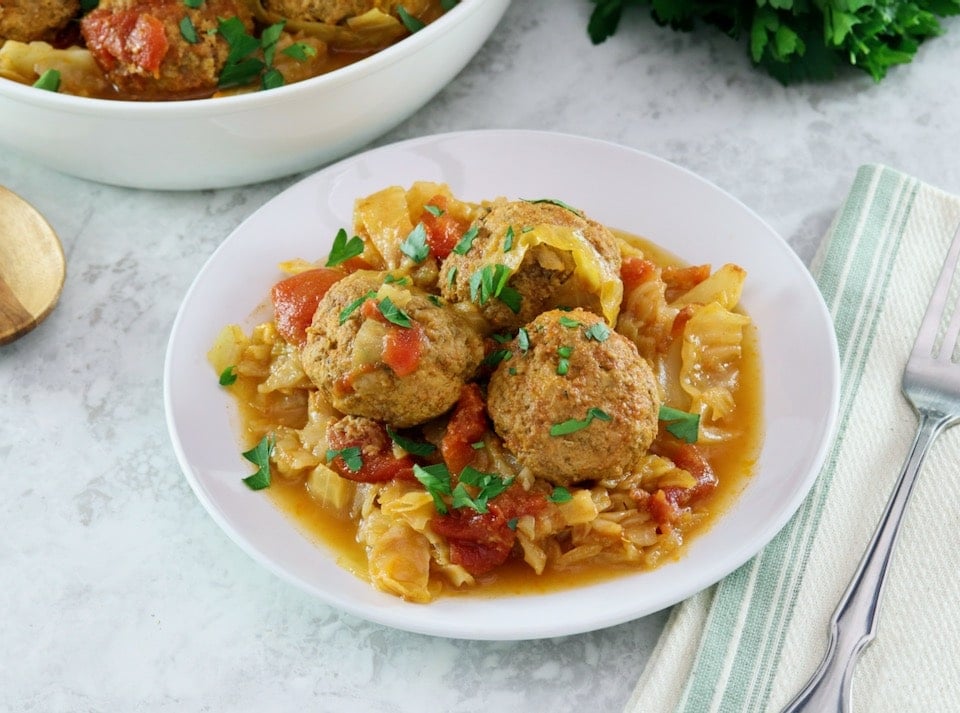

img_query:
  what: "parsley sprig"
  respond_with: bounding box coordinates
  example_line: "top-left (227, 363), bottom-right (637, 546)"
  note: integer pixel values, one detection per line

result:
top-left (586, 0), bottom-right (960, 84)
top-left (241, 434), bottom-right (275, 490)
top-left (658, 405), bottom-right (700, 443)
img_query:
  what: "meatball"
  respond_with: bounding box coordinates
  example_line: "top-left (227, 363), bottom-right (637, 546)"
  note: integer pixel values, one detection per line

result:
top-left (302, 270), bottom-right (484, 428)
top-left (487, 308), bottom-right (660, 486)
top-left (0, 0), bottom-right (79, 42)
top-left (262, 0), bottom-right (378, 25)
top-left (440, 199), bottom-right (622, 331)
top-left (80, 0), bottom-right (253, 98)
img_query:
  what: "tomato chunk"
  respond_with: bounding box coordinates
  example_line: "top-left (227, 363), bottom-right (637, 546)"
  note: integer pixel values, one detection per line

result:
top-left (432, 508), bottom-right (515, 576)
top-left (271, 268), bottom-right (344, 346)
top-left (382, 322), bottom-right (424, 377)
top-left (620, 256), bottom-right (657, 295)
top-left (440, 384), bottom-right (488, 475)
top-left (83, 9), bottom-right (169, 74)
top-left (326, 418), bottom-right (416, 484)
top-left (420, 195), bottom-right (470, 261)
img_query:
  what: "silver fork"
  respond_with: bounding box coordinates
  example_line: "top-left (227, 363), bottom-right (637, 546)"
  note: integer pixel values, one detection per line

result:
top-left (780, 223), bottom-right (960, 713)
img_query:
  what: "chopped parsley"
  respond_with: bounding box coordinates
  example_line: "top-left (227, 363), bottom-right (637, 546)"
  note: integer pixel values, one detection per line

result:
top-left (559, 316), bottom-right (580, 329)
top-left (584, 322), bottom-right (611, 342)
top-left (397, 5), bottom-right (426, 32)
top-left (424, 204), bottom-right (444, 217)
top-left (522, 198), bottom-right (582, 215)
top-left (216, 18), bottom-right (313, 91)
top-left (326, 228), bottom-right (365, 266)
top-left (281, 42), bottom-right (318, 62)
top-left (556, 345), bottom-right (572, 375)
top-left (179, 16), bottom-right (199, 44)
top-left (517, 327), bottom-right (530, 353)
top-left (503, 226), bottom-right (515, 252)
top-left (241, 434), bottom-right (275, 490)
top-left (32, 69), bottom-right (60, 92)
top-left (383, 273), bottom-right (410, 286)
top-left (483, 349), bottom-right (512, 368)
top-left (549, 486), bottom-right (573, 504)
top-left (400, 223), bottom-right (430, 263)
top-left (377, 296), bottom-right (412, 327)
top-left (338, 290), bottom-right (377, 324)
top-left (386, 427), bottom-right (436, 456)
top-left (413, 463), bottom-right (453, 514)
top-left (452, 225), bottom-right (479, 255)
top-left (326, 446), bottom-right (363, 472)
top-left (658, 405), bottom-right (700, 443)
top-left (218, 365), bottom-right (238, 386)
top-left (183, 0), bottom-right (203, 7)
top-left (469, 264), bottom-right (522, 313)
top-left (452, 467), bottom-right (514, 514)
top-left (549, 407), bottom-right (612, 437)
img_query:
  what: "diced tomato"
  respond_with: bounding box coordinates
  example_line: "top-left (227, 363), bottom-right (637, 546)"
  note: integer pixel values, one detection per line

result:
top-left (271, 268), bottom-right (344, 346)
top-left (620, 256), bottom-right (657, 295)
top-left (326, 419), bottom-right (416, 484)
top-left (647, 489), bottom-right (679, 531)
top-left (488, 483), bottom-right (549, 522)
top-left (432, 508), bottom-right (515, 576)
top-left (650, 440), bottom-right (718, 508)
top-left (82, 9), bottom-right (169, 75)
top-left (440, 384), bottom-right (489, 475)
top-left (338, 256), bottom-right (374, 274)
top-left (382, 322), bottom-right (424, 377)
top-left (420, 195), bottom-right (470, 261)
top-left (670, 304), bottom-right (698, 339)
top-left (662, 264), bottom-right (711, 293)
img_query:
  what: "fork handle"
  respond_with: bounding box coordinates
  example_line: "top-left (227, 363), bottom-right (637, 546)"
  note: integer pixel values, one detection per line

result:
top-left (779, 411), bottom-right (952, 713)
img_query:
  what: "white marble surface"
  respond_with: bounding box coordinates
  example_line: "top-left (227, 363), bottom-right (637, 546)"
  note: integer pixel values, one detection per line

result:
top-left (4, 1), bottom-right (960, 711)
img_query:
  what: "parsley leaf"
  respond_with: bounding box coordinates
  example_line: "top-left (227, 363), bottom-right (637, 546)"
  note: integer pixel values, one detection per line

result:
top-left (413, 463), bottom-right (452, 514)
top-left (218, 365), bottom-right (238, 386)
top-left (658, 404), bottom-right (700, 443)
top-left (424, 203), bottom-right (444, 217)
top-left (338, 290), bottom-right (377, 324)
top-left (584, 322), bottom-right (611, 341)
top-left (469, 264), bottom-right (522, 313)
top-left (179, 16), bottom-right (199, 44)
top-left (377, 296), bottom-right (412, 327)
top-left (386, 427), bottom-right (437, 456)
top-left (326, 228), bottom-right (365, 267)
top-left (549, 486), bottom-right (573, 504)
top-left (241, 434), bottom-right (274, 490)
top-left (397, 5), bottom-right (426, 32)
top-left (32, 69), bottom-right (61, 92)
top-left (549, 407), bottom-right (612, 437)
top-left (452, 225), bottom-right (479, 255)
top-left (522, 198), bottom-right (582, 215)
top-left (400, 223), bottom-right (430, 263)
top-left (453, 467), bottom-right (514, 514)
top-left (326, 446), bottom-right (363, 472)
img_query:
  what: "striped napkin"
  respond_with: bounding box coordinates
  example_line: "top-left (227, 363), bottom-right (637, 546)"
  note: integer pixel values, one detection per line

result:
top-left (625, 165), bottom-right (960, 713)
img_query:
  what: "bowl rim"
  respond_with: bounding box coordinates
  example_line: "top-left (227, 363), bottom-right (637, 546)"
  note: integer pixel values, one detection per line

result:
top-left (0, 0), bottom-right (499, 115)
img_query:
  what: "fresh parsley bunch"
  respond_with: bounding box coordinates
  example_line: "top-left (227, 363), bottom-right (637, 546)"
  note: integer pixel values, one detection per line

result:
top-left (587, 0), bottom-right (960, 83)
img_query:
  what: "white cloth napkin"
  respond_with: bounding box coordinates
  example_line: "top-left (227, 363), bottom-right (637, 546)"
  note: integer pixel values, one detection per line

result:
top-left (625, 165), bottom-right (960, 713)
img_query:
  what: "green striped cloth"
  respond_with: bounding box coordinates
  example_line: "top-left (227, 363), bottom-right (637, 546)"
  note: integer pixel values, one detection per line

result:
top-left (626, 165), bottom-right (960, 713)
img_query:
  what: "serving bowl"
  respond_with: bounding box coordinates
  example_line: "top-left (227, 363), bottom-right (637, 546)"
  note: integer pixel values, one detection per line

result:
top-left (0, 0), bottom-right (510, 191)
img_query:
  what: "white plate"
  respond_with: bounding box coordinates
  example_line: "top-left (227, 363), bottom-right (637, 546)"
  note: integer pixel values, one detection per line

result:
top-left (164, 130), bottom-right (840, 640)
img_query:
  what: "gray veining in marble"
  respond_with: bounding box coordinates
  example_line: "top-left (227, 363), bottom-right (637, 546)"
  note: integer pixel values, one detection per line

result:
top-left (4, 0), bottom-right (960, 710)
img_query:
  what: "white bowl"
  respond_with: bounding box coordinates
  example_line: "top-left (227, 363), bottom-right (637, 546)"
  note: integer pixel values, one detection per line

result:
top-left (0, 0), bottom-right (509, 190)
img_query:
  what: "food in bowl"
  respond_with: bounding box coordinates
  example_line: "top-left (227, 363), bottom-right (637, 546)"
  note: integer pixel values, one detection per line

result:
top-left (0, 0), bottom-right (453, 99)
top-left (208, 181), bottom-right (763, 602)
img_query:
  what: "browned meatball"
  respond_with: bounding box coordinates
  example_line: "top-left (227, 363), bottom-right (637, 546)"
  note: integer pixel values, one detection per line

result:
top-left (302, 270), bottom-right (485, 428)
top-left (0, 0), bottom-right (79, 42)
top-left (263, 0), bottom-right (378, 25)
top-left (439, 199), bottom-right (622, 331)
top-left (80, 0), bottom-right (252, 98)
top-left (487, 308), bottom-right (660, 486)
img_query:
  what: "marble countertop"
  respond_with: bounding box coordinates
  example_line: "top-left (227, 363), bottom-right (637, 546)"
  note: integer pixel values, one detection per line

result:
top-left (4, 1), bottom-right (960, 711)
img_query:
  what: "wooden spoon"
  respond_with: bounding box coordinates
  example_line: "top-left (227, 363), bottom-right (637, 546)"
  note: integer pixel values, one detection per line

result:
top-left (0, 186), bottom-right (66, 346)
